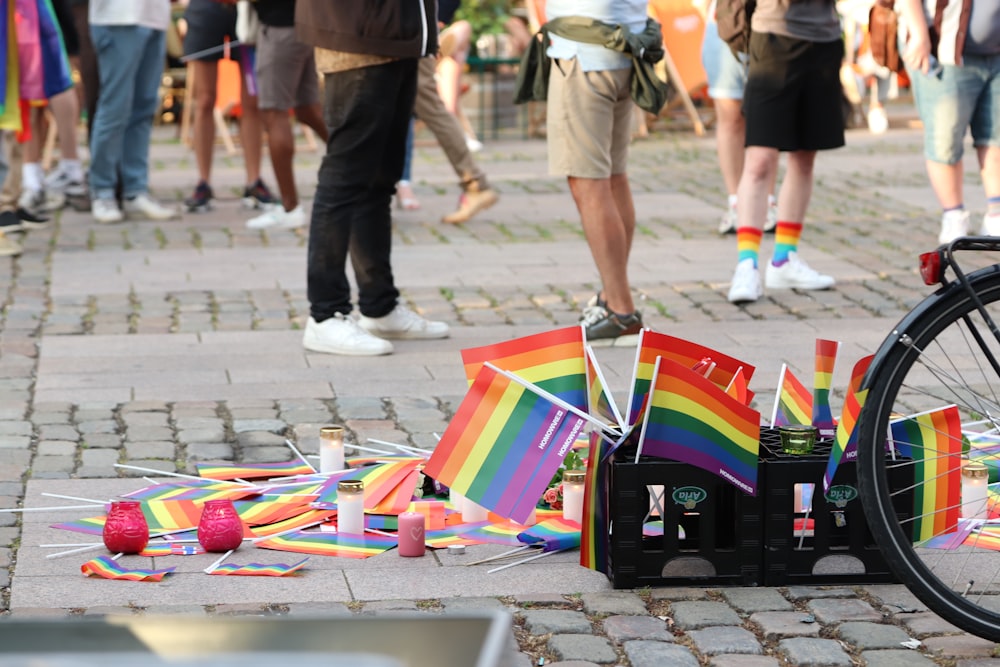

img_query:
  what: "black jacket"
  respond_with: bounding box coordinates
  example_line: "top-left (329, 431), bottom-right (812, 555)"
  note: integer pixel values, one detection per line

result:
top-left (295, 0), bottom-right (438, 59)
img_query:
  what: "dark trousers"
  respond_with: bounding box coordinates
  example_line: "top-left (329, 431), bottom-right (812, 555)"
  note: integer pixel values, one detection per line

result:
top-left (307, 59), bottom-right (418, 321)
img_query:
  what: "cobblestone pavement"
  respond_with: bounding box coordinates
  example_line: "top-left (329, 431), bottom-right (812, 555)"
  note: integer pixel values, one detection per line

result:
top-left (3, 104), bottom-right (1000, 666)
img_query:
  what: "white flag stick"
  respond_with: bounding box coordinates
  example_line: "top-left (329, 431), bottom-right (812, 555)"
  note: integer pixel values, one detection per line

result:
top-left (180, 40), bottom-right (242, 62)
top-left (0, 504), bottom-right (111, 513)
top-left (46, 543), bottom-right (105, 559)
top-left (465, 545), bottom-right (532, 566)
top-left (284, 439), bottom-right (317, 472)
top-left (40, 542), bottom-right (103, 548)
top-left (770, 363), bottom-right (788, 427)
top-left (487, 547), bottom-right (569, 573)
top-left (203, 549), bottom-right (234, 574)
top-left (368, 438), bottom-right (432, 456)
top-left (41, 493), bottom-right (108, 505)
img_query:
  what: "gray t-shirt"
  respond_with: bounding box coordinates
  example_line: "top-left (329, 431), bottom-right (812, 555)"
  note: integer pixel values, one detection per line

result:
top-left (751, 0), bottom-right (841, 42)
top-left (965, 1), bottom-right (1000, 55)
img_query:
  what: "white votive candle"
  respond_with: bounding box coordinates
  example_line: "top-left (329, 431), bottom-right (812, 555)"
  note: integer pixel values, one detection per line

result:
top-left (562, 470), bottom-right (585, 524)
top-left (319, 425), bottom-right (345, 473)
top-left (337, 480), bottom-right (365, 535)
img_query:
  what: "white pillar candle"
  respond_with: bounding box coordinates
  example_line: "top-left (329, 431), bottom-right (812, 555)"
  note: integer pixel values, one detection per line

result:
top-left (962, 461), bottom-right (989, 520)
top-left (562, 470), bottom-right (585, 524)
top-left (319, 425), bottom-right (345, 473)
top-left (337, 480), bottom-right (365, 535)
top-left (462, 498), bottom-right (489, 523)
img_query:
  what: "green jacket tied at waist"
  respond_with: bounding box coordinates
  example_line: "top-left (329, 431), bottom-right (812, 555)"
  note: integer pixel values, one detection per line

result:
top-left (513, 16), bottom-right (669, 116)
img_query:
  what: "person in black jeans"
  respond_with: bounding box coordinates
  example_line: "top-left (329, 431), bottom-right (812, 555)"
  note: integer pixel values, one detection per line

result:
top-left (296, 1), bottom-right (449, 357)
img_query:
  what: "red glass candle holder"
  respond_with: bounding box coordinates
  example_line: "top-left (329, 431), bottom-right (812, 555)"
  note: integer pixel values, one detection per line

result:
top-left (197, 499), bottom-right (244, 552)
top-left (102, 500), bottom-right (149, 554)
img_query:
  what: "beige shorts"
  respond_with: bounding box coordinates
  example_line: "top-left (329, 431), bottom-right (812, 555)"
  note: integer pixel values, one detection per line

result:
top-left (547, 58), bottom-right (633, 179)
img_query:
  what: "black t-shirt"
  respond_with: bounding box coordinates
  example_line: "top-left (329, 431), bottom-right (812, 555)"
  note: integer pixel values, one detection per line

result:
top-left (439, 0), bottom-right (461, 25)
top-left (255, 0), bottom-right (296, 27)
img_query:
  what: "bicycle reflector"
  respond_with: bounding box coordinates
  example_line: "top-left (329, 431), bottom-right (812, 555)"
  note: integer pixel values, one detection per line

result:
top-left (919, 250), bottom-right (944, 285)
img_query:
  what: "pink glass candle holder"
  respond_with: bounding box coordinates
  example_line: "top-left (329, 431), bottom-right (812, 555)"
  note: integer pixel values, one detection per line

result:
top-left (197, 499), bottom-right (244, 552)
top-left (102, 500), bottom-right (149, 554)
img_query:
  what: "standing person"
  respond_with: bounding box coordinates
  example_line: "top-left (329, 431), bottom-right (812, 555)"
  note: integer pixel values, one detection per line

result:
top-left (544, 0), bottom-right (648, 345)
top-left (897, 0), bottom-right (1000, 243)
top-left (245, 0), bottom-right (328, 230)
top-left (296, 0), bottom-right (449, 357)
top-left (88, 0), bottom-right (178, 223)
top-left (182, 0), bottom-right (275, 213)
top-left (697, 0), bottom-right (778, 235)
top-left (726, 0), bottom-right (842, 304)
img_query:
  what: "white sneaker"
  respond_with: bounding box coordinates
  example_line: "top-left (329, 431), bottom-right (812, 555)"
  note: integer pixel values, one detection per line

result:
top-left (358, 304), bottom-right (449, 340)
top-left (765, 251), bottom-right (835, 290)
top-left (92, 198), bottom-right (124, 224)
top-left (465, 136), bottom-right (484, 153)
top-left (981, 212), bottom-right (1000, 236)
top-left (302, 314), bottom-right (394, 356)
top-left (44, 166), bottom-right (86, 197)
top-left (939, 209), bottom-right (970, 244)
top-left (728, 259), bottom-right (763, 303)
top-left (718, 205), bottom-right (737, 234)
top-left (247, 205), bottom-right (306, 230)
top-left (867, 106), bottom-right (889, 135)
top-left (123, 193), bottom-right (179, 221)
top-left (19, 188), bottom-right (64, 214)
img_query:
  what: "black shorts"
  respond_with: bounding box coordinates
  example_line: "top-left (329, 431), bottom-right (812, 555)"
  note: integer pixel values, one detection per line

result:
top-left (183, 0), bottom-right (238, 62)
top-left (743, 32), bottom-right (845, 152)
top-left (51, 0), bottom-right (79, 57)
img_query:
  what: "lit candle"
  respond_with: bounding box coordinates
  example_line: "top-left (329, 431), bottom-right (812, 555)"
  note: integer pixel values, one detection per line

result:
top-left (562, 470), bottom-right (585, 524)
top-left (962, 461), bottom-right (989, 520)
top-left (397, 511), bottom-right (426, 557)
top-left (319, 425), bottom-right (345, 473)
top-left (337, 480), bottom-right (365, 535)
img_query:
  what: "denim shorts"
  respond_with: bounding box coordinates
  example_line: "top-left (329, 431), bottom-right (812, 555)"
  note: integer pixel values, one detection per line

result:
top-left (909, 53), bottom-right (1000, 165)
top-left (701, 20), bottom-right (748, 100)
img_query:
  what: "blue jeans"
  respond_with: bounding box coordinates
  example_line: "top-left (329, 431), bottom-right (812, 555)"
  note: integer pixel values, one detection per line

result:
top-left (307, 59), bottom-right (418, 321)
top-left (88, 25), bottom-right (166, 200)
top-left (701, 20), bottom-right (748, 101)
top-left (910, 53), bottom-right (1000, 164)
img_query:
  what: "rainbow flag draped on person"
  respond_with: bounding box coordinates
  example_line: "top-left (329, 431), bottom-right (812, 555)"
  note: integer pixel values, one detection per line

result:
top-left (770, 364), bottom-right (812, 427)
top-left (812, 339), bottom-right (840, 435)
top-left (636, 357), bottom-right (761, 495)
top-left (626, 330), bottom-right (755, 426)
top-left (424, 362), bottom-right (591, 525)
top-left (822, 355), bottom-right (872, 492)
top-left (890, 405), bottom-right (963, 543)
top-left (461, 325), bottom-right (588, 413)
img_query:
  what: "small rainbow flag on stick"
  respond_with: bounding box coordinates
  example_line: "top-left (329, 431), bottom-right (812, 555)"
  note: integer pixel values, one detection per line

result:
top-left (637, 357), bottom-right (761, 495)
top-left (208, 558), bottom-right (309, 576)
top-left (822, 354), bottom-right (873, 492)
top-left (580, 430), bottom-right (623, 573)
top-left (812, 339), bottom-right (840, 435)
top-left (516, 517), bottom-right (581, 551)
top-left (890, 405), bottom-right (964, 543)
top-left (770, 364), bottom-right (812, 428)
top-left (81, 556), bottom-right (175, 582)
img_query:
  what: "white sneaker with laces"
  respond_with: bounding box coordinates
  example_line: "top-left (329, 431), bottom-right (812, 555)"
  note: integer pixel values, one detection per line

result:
top-left (92, 198), bottom-right (124, 224)
top-left (302, 314), bottom-right (394, 356)
top-left (123, 193), bottom-right (179, 221)
top-left (358, 304), bottom-right (449, 340)
top-left (867, 106), bottom-right (889, 135)
top-left (45, 166), bottom-right (86, 197)
top-left (938, 209), bottom-right (970, 244)
top-left (765, 251), bottom-right (835, 290)
top-left (718, 205), bottom-right (737, 234)
top-left (247, 204), bottom-right (306, 230)
top-left (728, 259), bottom-right (763, 303)
top-left (981, 212), bottom-right (1000, 236)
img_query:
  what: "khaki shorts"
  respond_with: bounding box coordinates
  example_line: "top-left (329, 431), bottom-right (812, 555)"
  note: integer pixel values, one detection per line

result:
top-left (256, 25), bottom-right (320, 111)
top-left (547, 58), bottom-right (633, 179)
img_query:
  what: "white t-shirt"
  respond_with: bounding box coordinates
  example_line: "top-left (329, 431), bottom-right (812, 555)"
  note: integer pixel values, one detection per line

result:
top-left (89, 0), bottom-right (171, 31)
top-left (546, 0), bottom-right (648, 71)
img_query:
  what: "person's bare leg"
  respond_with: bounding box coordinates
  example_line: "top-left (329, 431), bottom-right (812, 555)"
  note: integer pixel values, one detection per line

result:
top-left (736, 145), bottom-right (780, 231)
top-left (238, 79), bottom-right (263, 185)
top-left (262, 108), bottom-right (296, 211)
top-left (978, 145), bottom-right (1000, 201)
top-left (775, 150), bottom-right (816, 223)
top-left (191, 60), bottom-right (219, 185)
top-left (714, 98), bottom-right (745, 196)
top-left (49, 88), bottom-right (81, 161)
top-left (293, 103), bottom-right (328, 143)
top-left (569, 175), bottom-right (635, 315)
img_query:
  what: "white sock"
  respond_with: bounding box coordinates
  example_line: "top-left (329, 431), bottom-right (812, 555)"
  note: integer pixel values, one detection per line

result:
top-left (727, 193), bottom-right (738, 209)
top-left (58, 159), bottom-right (83, 182)
top-left (767, 194), bottom-right (777, 208)
top-left (22, 162), bottom-right (43, 192)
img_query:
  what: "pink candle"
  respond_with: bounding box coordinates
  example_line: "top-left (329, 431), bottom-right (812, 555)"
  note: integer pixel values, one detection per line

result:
top-left (398, 511), bottom-right (426, 557)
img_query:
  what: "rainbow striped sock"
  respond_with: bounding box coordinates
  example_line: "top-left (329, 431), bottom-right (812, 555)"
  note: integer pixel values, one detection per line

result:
top-left (772, 221), bottom-right (803, 265)
top-left (737, 226), bottom-right (763, 267)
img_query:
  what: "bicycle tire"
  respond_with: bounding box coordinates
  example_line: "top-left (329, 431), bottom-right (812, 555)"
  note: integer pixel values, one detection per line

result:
top-left (857, 263), bottom-right (1000, 640)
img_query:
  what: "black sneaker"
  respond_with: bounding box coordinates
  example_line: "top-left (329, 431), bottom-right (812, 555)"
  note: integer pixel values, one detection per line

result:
top-left (242, 179), bottom-right (277, 210)
top-left (17, 207), bottom-right (49, 229)
top-left (582, 305), bottom-right (643, 347)
top-left (0, 210), bottom-right (22, 233)
top-left (184, 181), bottom-right (214, 212)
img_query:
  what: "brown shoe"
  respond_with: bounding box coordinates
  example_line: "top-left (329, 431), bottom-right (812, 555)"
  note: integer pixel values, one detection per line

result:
top-left (441, 185), bottom-right (498, 225)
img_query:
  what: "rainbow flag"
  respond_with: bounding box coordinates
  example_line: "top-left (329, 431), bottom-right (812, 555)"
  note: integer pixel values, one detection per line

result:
top-left (812, 339), bottom-right (840, 434)
top-left (312, 459), bottom-right (422, 511)
top-left (580, 430), bottom-right (623, 572)
top-left (461, 325), bottom-right (588, 412)
top-left (770, 364), bottom-right (812, 428)
top-left (725, 367), bottom-right (753, 406)
top-left (249, 509), bottom-right (337, 537)
top-left (196, 460), bottom-right (316, 481)
top-left (890, 405), bottom-right (963, 543)
top-left (626, 330), bottom-right (755, 426)
top-left (516, 517), bottom-right (581, 552)
top-left (137, 542), bottom-right (206, 557)
top-left (465, 521), bottom-right (532, 547)
top-left (141, 500), bottom-right (206, 533)
top-left (586, 345), bottom-right (624, 431)
top-left (424, 525), bottom-right (488, 548)
top-left (81, 556), bottom-right (175, 582)
top-left (965, 526), bottom-right (1000, 551)
top-left (255, 530), bottom-right (397, 558)
top-left (424, 363), bottom-right (588, 525)
top-left (123, 480), bottom-right (256, 502)
top-left (209, 558), bottom-right (309, 576)
top-left (822, 355), bottom-right (873, 492)
top-left (637, 357), bottom-right (760, 495)
top-left (51, 515), bottom-right (106, 536)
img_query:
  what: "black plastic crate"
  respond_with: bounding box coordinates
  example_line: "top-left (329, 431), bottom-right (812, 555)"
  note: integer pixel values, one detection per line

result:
top-left (607, 446), bottom-right (763, 588)
top-left (758, 428), bottom-right (911, 586)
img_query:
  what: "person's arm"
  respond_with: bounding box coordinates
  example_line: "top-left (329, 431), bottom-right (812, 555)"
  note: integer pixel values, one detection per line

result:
top-left (897, 0), bottom-right (932, 74)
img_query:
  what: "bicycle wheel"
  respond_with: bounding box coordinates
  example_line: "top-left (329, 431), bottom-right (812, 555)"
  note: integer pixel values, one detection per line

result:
top-left (857, 264), bottom-right (1000, 640)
